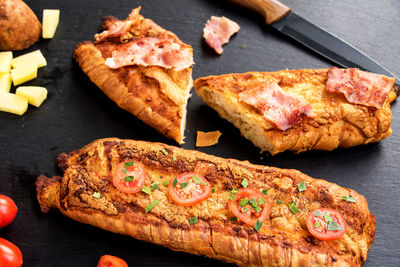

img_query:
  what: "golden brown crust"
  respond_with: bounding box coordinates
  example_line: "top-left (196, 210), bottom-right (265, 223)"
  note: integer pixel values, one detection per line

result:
top-left (36, 138), bottom-right (375, 266)
top-left (0, 0), bottom-right (41, 51)
top-left (73, 9), bottom-right (193, 144)
top-left (195, 69), bottom-right (397, 155)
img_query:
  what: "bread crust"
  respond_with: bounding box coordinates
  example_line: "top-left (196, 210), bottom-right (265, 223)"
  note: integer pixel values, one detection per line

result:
top-left (73, 9), bottom-right (193, 144)
top-left (195, 69), bottom-right (397, 155)
top-left (36, 138), bottom-right (375, 266)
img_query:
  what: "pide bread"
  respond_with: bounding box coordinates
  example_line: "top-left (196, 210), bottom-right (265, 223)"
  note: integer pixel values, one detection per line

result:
top-left (195, 68), bottom-right (397, 155)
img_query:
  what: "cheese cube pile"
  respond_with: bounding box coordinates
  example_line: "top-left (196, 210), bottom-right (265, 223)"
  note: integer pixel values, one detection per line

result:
top-left (0, 50), bottom-right (48, 115)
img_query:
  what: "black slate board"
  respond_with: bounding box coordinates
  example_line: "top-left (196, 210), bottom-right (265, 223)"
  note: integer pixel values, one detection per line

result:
top-left (1, 0), bottom-right (399, 266)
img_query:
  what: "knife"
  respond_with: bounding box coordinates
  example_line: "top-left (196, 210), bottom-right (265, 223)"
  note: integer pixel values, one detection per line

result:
top-left (230, 0), bottom-right (399, 88)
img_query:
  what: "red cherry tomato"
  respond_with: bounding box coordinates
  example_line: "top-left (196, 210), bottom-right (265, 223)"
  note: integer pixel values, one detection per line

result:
top-left (0, 238), bottom-right (23, 267)
top-left (306, 208), bottom-right (347, 241)
top-left (168, 172), bottom-right (211, 206)
top-left (228, 188), bottom-right (271, 226)
top-left (97, 255), bottom-right (128, 267)
top-left (0, 194), bottom-right (17, 228)
top-left (113, 160), bottom-right (146, 193)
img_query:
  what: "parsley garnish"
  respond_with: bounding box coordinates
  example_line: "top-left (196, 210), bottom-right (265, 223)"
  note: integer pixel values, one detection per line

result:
top-left (230, 217), bottom-right (237, 221)
top-left (229, 188), bottom-right (238, 200)
top-left (327, 221), bottom-right (344, 231)
top-left (258, 197), bottom-right (265, 205)
top-left (297, 181), bottom-right (306, 192)
top-left (201, 182), bottom-right (209, 186)
top-left (277, 199), bottom-right (283, 204)
top-left (192, 174), bottom-right (201, 184)
top-left (172, 155), bottom-right (177, 161)
top-left (180, 182), bottom-right (189, 190)
top-left (341, 195), bottom-right (356, 202)
top-left (124, 161), bottom-right (134, 167)
top-left (145, 200), bottom-right (160, 213)
top-left (261, 189), bottom-right (268, 195)
top-left (314, 221), bottom-right (321, 228)
top-left (161, 148), bottom-right (168, 155)
top-left (189, 217), bottom-right (198, 225)
top-left (288, 201), bottom-right (300, 214)
top-left (173, 178), bottom-right (178, 188)
top-left (323, 212), bottom-right (333, 222)
top-left (238, 198), bottom-right (249, 207)
top-left (242, 207), bottom-right (250, 213)
top-left (212, 187), bottom-right (215, 193)
top-left (124, 176), bottom-right (134, 182)
top-left (162, 180), bottom-right (169, 186)
top-left (92, 192), bottom-right (101, 199)
top-left (241, 178), bottom-right (249, 188)
top-left (254, 219), bottom-right (263, 232)
top-left (141, 186), bottom-right (152, 195)
top-left (313, 210), bottom-right (322, 217)
top-left (122, 168), bottom-right (129, 174)
top-left (151, 182), bottom-right (158, 191)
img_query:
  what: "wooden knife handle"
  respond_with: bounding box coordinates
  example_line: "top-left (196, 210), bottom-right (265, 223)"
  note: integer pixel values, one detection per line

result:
top-left (230, 0), bottom-right (291, 24)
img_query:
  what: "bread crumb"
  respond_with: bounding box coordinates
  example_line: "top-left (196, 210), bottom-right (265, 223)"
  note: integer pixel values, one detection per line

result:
top-left (196, 131), bottom-right (222, 147)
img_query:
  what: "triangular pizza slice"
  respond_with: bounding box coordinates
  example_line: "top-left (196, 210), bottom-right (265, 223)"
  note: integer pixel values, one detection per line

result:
top-left (74, 7), bottom-right (193, 144)
top-left (195, 68), bottom-right (397, 155)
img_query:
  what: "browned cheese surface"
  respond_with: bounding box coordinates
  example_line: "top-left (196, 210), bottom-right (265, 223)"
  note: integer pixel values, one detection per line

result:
top-left (195, 69), bottom-right (397, 155)
top-left (36, 138), bottom-right (376, 266)
top-left (73, 10), bottom-right (193, 144)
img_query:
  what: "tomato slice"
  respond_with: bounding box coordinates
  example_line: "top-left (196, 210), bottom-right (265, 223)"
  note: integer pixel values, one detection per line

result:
top-left (0, 194), bottom-right (18, 228)
top-left (228, 188), bottom-right (271, 226)
top-left (0, 238), bottom-right (23, 267)
top-left (168, 172), bottom-right (211, 206)
top-left (97, 255), bottom-right (128, 267)
top-left (306, 208), bottom-right (347, 241)
top-left (113, 160), bottom-right (146, 193)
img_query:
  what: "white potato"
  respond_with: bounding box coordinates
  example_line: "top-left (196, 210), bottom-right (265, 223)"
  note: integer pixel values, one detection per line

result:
top-left (0, 92), bottom-right (28, 115)
top-left (12, 50), bottom-right (47, 69)
top-left (0, 73), bottom-right (12, 93)
top-left (42, 9), bottom-right (60, 39)
top-left (0, 51), bottom-right (12, 73)
top-left (11, 63), bottom-right (38, 86)
top-left (16, 86), bottom-right (47, 107)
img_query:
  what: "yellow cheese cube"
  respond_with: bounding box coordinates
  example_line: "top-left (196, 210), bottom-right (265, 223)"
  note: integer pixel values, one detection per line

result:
top-left (16, 86), bottom-right (47, 107)
top-left (11, 63), bottom-right (38, 86)
top-left (11, 50), bottom-right (47, 69)
top-left (0, 51), bottom-right (13, 73)
top-left (0, 93), bottom-right (28, 115)
top-left (0, 73), bottom-right (12, 93)
top-left (42, 9), bottom-right (60, 39)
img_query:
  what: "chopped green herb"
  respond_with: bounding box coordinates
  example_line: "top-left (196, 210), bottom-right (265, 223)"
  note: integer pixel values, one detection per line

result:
top-left (180, 182), bottom-right (189, 190)
top-left (327, 221), bottom-right (344, 231)
top-left (248, 198), bottom-right (256, 206)
top-left (192, 174), bottom-right (201, 184)
top-left (277, 199), bottom-right (284, 204)
top-left (229, 194), bottom-right (235, 201)
top-left (314, 221), bottom-right (321, 228)
top-left (161, 148), bottom-right (168, 155)
top-left (124, 176), bottom-right (134, 182)
top-left (212, 187), bottom-right (215, 193)
top-left (122, 168), bottom-right (129, 174)
top-left (297, 181), bottom-right (306, 192)
top-left (229, 188), bottom-right (238, 200)
top-left (200, 182), bottom-right (209, 186)
top-left (230, 217), bottom-right (237, 222)
top-left (254, 219), bottom-right (263, 232)
top-left (172, 155), bottom-right (177, 161)
top-left (189, 217), bottom-right (198, 225)
top-left (124, 161), bottom-right (134, 167)
top-left (253, 206), bottom-right (262, 213)
top-left (323, 212), bottom-right (333, 222)
top-left (173, 178), bottom-right (178, 188)
top-left (242, 207), bottom-right (250, 213)
top-left (141, 186), bottom-right (152, 195)
top-left (151, 182), bottom-right (158, 191)
top-left (162, 180), bottom-right (169, 186)
top-left (92, 192), bottom-right (101, 199)
top-left (238, 198), bottom-right (249, 207)
top-left (241, 178), bottom-right (249, 188)
top-left (341, 195), bottom-right (356, 202)
top-left (145, 200), bottom-right (160, 213)
top-left (313, 210), bottom-right (322, 217)
top-left (261, 189), bottom-right (268, 195)
top-left (258, 197), bottom-right (265, 205)
top-left (288, 201), bottom-right (300, 214)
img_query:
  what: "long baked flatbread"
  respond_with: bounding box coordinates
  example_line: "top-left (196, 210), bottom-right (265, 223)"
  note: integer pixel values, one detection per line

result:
top-left (195, 68), bottom-right (397, 155)
top-left (36, 137), bottom-right (375, 266)
top-left (74, 7), bottom-right (193, 144)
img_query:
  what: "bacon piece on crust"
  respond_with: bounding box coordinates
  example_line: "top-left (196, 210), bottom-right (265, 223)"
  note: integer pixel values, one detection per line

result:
top-left (239, 83), bottom-right (313, 131)
top-left (203, 16), bottom-right (240, 54)
top-left (326, 67), bottom-right (395, 109)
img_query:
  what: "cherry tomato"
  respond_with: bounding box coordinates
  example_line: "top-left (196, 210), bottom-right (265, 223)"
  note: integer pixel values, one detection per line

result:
top-left (228, 188), bottom-right (271, 226)
top-left (0, 238), bottom-right (23, 267)
top-left (0, 194), bottom-right (17, 228)
top-left (168, 172), bottom-right (211, 206)
top-left (97, 255), bottom-right (128, 267)
top-left (306, 208), bottom-right (347, 241)
top-left (113, 160), bottom-right (146, 193)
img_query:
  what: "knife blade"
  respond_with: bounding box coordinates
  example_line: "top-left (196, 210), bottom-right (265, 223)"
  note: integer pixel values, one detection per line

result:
top-left (230, 0), bottom-right (399, 88)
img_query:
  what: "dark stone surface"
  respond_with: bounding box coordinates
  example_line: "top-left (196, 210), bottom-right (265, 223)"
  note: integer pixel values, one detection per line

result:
top-left (0, 0), bottom-right (399, 265)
